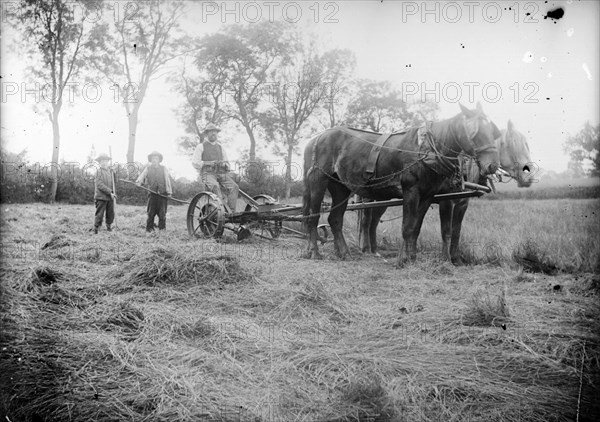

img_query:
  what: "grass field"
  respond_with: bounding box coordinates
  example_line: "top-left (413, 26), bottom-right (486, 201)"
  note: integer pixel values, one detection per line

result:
top-left (1, 193), bottom-right (599, 421)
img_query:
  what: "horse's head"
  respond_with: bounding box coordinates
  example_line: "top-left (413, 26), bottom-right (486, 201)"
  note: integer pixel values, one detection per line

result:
top-left (458, 102), bottom-right (500, 177)
top-left (499, 120), bottom-right (533, 188)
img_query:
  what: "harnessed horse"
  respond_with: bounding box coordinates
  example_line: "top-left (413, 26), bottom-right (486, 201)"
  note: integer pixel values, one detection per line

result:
top-left (302, 102), bottom-right (500, 265)
top-left (358, 120), bottom-right (532, 264)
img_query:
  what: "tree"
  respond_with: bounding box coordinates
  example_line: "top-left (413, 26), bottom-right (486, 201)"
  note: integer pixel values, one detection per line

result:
top-left (12, 0), bottom-right (93, 202)
top-left (563, 121), bottom-right (600, 177)
top-left (319, 49), bottom-right (356, 128)
top-left (89, 0), bottom-right (186, 164)
top-left (171, 58), bottom-right (227, 154)
top-left (345, 79), bottom-right (413, 132)
top-left (193, 21), bottom-right (297, 161)
top-left (261, 40), bottom-right (334, 198)
top-left (406, 99), bottom-right (440, 127)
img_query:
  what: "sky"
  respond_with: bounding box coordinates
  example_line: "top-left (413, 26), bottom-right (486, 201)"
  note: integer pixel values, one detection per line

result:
top-left (1, 0), bottom-right (598, 180)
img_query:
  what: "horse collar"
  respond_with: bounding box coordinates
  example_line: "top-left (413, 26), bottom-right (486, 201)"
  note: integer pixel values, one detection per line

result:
top-left (421, 121), bottom-right (460, 179)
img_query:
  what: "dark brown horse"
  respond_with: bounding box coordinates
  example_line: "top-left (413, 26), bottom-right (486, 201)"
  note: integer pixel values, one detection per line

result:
top-left (302, 103), bottom-right (500, 265)
top-left (438, 120), bottom-right (532, 264)
top-left (358, 120), bottom-right (531, 264)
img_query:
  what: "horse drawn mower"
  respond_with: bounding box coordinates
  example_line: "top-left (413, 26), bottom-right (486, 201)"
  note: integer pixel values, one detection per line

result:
top-left (184, 181), bottom-right (491, 242)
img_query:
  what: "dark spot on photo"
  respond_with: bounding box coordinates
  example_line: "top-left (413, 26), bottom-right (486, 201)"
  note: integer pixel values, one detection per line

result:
top-left (544, 7), bottom-right (565, 21)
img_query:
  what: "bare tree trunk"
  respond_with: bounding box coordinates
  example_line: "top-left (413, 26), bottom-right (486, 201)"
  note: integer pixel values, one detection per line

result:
top-left (238, 101), bottom-right (257, 161)
top-left (126, 106), bottom-right (140, 165)
top-left (49, 106), bottom-right (61, 203)
top-left (285, 141), bottom-right (294, 199)
top-left (243, 123), bottom-right (257, 161)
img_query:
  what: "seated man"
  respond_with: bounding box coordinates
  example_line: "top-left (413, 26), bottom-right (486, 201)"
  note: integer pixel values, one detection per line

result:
top-left (192, 123), bottom-right (239, 212)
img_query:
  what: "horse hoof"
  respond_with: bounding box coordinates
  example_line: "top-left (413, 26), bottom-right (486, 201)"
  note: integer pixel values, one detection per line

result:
top-left (303, 251), bottom-right (323, 260)
top-left (451, 258), bottom-right (465, 266)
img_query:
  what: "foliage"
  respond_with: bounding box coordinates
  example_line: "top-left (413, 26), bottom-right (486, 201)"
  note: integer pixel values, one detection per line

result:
top-left (318, 49), bottom-right (357, 128)
top-left (10, 0), bottom-right (96, 202)
top-left (88, 0), bottom-right (186, 163)
top-left (563, 121), bottom-right (600, 177)
top-left (345, 79), bottom-right (413, 132)
top-left (174, 21), bottom-right (298, 160)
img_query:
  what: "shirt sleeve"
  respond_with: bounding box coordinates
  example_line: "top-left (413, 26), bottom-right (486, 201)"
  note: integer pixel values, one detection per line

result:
top-left (192, 143), bottom-right (204, 170)
top-left (136, 167), bottom-right (148, 185)
top-left (164, 167), bottom-right (173, 195)
top-left (221, 144), bottom-right (229, 164)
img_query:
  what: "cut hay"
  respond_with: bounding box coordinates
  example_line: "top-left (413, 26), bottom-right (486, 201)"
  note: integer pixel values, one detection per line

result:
top-left (463, 288), bottom-right (510, 327)
top-left (1, 202), bottom-right (599, 421)
top-left (338, 372), bottom-right (397, 421)
top-left (176, 318), bottom-right (215, 340)
top-left (115, 245), bottom-right (254, 287)
top-left (575, 273), bottom-right (600, 296)
top-left (277, 279), bottom-right (350, 322)
top-left (513, 238), bottom-right (560, 275)
top-left (103, 301), bottom-right (145, 339)
top-left (30, 266), bottom-right (64, 287)
top-left (514, 269), bottom-right (536, 283)
top-left (41, 233), bottom-right (72, 250)
top-left (38, 284), bottom-right (90, 309)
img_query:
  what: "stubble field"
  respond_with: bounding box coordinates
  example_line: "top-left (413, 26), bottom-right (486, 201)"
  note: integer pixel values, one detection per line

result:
top-left (1, 193), bottom-right (599, 421)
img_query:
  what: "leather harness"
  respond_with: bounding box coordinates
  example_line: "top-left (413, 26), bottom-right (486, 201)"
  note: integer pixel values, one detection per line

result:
top-left (365, 132), bottom-right (393, 179)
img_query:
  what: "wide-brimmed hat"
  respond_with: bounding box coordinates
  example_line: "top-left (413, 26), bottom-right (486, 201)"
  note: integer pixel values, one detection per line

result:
top-left (203, 123), bottom-right (221, 134)
top-left (147, 151), bottom-right (163, 162)
top-left (96, 153), bottom-right (111, 162)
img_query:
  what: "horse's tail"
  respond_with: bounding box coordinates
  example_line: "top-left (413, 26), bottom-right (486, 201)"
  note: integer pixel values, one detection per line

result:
top-left (301, 134), bottom-right (321, 233)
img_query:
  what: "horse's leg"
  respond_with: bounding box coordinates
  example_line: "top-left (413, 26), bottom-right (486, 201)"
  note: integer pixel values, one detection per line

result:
top-left (327, 182), bottom-right (352, 259)
top-left (449, 198), bottom-right (470, 266)
top-left (359, 207), bottom-right (371, 253)
top-left (439, 200), bottom-right (454, 262)
top-left (368, 206), bottom-right (387, 255)
top-left (399, 191), bottom-right (433, 266)
top-left (303, 177), bottom-right (328, 260)
top-left (398, 189), bottom-right (418, 266)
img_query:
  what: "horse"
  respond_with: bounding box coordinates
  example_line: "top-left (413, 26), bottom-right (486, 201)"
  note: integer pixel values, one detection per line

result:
top-left (302, 102), bottom-right (500, 266)
top-left (438, 120), bottom-right (532, 264)
top-left (498, 120), bottom-right (534, 188)
top-left (358, 120), bottom-right (531, 264)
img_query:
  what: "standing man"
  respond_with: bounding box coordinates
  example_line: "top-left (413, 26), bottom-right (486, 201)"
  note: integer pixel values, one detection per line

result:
top-left (93, 153), bottom-right (117, 234)
top-left (136, 151), bottom-right (172, 233)
top-left (192, 123), bottom-right (239, 212)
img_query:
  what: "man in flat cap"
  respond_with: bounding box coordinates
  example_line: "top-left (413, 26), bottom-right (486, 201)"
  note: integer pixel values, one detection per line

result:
top-left (192, 123), bottom-right (239, 212)
top-left (136, 151), bottom-right (172, 233)
top-left (93, 153), bottom-right (117, 234)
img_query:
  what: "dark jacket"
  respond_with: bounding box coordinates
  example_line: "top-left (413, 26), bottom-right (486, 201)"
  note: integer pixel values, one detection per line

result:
top-left (94, 167), bottom-right (115, 201)
top-left (136, 164), bottom-right (172, 195)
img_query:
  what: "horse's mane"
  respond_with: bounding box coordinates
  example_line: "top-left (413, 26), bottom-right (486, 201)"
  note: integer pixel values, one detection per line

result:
top-left (429, 114), bottom-right (463, 149)
top-left (501, 127), bottom-right (531, 158)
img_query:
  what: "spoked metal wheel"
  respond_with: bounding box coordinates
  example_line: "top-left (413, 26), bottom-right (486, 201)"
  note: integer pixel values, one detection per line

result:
top-left (243, 194), bottom-right (282, 239)
top-left (187, 192), bottom-right (226, 239)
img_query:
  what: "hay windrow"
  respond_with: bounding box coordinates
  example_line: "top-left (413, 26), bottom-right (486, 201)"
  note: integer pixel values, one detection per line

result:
top-left (31, 266), bottom-right (64, 287)
top-left (103, 301), bottom-right (145, 340)
top-left (463, 287), bottom-right (510, 327)
top-left (41, 233), bottom-right (73, 250)
top-left (513, 237), bottom-right (561, 274)
top-left (113, 245), bottom-right (254, 287)
top-left (38, 284), bottom-right (91, 309)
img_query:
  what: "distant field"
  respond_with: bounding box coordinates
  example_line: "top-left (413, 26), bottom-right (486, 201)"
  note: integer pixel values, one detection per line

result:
top-left (482, 176), bottom-right (600, 200)
top-left (1, 199), bottom-right (599, 421)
